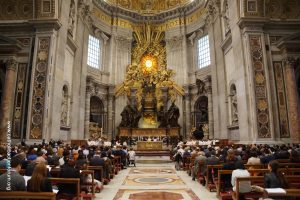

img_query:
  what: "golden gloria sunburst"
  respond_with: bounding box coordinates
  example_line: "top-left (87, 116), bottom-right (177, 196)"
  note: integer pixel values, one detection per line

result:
top-left (141, 55), bottom-right (157, 74)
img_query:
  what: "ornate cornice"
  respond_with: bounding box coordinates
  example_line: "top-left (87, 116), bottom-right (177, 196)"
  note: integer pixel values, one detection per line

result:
top-left (204, 0), bottom-right (221, 27)
top-left (93, 0), bottom-right (205, 23)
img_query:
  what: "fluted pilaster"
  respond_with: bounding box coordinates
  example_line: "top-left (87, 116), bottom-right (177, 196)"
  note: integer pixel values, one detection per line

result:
top-left (283, 57), bottom-right (300, 142)
top-left (0, 58), bottom-right (17, 144)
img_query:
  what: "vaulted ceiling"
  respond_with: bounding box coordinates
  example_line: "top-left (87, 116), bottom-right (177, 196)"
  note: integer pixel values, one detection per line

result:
top-left (94, 0), bottom-right (206, 22)
top-left (102, 0), bottom-right (195, 15)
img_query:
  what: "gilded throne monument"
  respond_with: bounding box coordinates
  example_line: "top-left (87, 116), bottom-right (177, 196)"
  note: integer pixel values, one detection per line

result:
top-left (116, 23), bottom-right (184, 147)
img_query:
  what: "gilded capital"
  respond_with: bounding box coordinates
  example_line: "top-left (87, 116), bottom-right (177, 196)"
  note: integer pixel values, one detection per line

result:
top-left (283, 57), bottom-right (297, 69)
top-left (6, 58), bottom-right (17, 71)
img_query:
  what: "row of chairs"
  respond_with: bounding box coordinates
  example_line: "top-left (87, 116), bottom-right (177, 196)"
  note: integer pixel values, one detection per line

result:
top-left (0, 155), bottom-right (124, 200)
top-left (177, 157), bottom-right (300, 200)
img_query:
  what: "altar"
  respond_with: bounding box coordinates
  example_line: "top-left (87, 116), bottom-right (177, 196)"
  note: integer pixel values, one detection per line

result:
top-left (119, 127), bottom-right (180, 137)
top-left (137, 141), bottom-right (163, 151)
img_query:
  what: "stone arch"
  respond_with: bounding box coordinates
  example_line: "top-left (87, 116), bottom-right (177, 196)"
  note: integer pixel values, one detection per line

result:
top-left (90, 96), bottom-right (104, 124)
top-left (89, 95), bottom-right (107, 138)
top-left (193, 95), bottom-right (208, 129)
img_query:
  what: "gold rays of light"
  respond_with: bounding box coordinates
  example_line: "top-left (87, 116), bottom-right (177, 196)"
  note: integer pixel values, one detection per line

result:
top-left (141, 55), bottom-right (157, 74)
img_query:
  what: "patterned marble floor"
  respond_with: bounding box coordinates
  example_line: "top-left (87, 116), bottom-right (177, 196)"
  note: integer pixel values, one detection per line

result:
top-left (95, 156), bottom-right (218, 200)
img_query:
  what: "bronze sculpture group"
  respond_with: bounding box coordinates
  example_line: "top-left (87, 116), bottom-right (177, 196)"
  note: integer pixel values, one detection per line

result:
top-left (119, 102), bottom-right (180, 128)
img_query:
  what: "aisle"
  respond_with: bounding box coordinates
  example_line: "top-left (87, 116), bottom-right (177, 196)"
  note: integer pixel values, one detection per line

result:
top-left (96, 156), bottom-right (218, 200)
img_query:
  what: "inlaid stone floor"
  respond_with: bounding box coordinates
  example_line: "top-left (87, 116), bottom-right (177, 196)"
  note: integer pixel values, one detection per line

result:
top-left (96, 156), bottom-right (218, 200)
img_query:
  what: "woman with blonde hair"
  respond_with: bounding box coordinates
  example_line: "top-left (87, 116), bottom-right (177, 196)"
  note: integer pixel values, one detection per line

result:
top-left (27, 162), bottom-right (52, 192)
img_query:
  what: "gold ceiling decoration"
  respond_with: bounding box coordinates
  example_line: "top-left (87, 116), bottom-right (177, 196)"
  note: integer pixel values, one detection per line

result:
top-left (104, 0), bottom-right (192, 15)
top-left (115, 23), bottom-right (184, 110)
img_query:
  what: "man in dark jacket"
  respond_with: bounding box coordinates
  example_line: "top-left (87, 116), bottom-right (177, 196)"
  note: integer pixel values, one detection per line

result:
top-left (58, 160), bottom-right (80, 196)
top-left (89, 151), bottom-right (105, 180)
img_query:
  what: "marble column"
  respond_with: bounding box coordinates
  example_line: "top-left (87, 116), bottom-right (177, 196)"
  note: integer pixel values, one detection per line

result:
top-left (0, 58), bottom-right (17, 144)
top-left (205, 75), bottom-right (214, 139)
top-left (284, 58), bottom-right (300, 142)
top-left (182, 95), bottom-right (186, 139)
top-left (84, 86), bottom-right (91, 139)
top-left (107, 87), bottom-right (114, 140)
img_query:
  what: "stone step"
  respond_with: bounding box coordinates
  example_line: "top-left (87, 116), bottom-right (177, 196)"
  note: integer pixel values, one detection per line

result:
top-left (136, 150), bottom-right (170, 156)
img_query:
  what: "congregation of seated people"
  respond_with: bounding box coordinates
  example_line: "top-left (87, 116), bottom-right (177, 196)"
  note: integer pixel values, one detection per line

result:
top-left (172, 140), bottom-right (300, 199)
top-left (0, 139), bottom-right (136, 199)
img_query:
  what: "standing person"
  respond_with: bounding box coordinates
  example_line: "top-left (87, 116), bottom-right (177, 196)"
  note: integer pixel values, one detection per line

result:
top-left (0, 154), bottom-right (26, 191)
top-left (27, 163), bottom-right (52, 192)
top-left (128, 147), bottom-right (136, 167)
top-left (264, 160), bottom-right (288, 188)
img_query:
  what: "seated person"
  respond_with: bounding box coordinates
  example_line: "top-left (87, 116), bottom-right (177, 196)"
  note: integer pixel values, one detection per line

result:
top-left (222, 149), bottom-right (238, 190)
top-left (0, 154), bottom-right (26, 191)
top-left (75, 150), bottom-right (87, 169)
top-left (89, 151), bottom-right (105, 180)
top-left (0, 146), bottom-right (7, 169)
top-left (231, 161), bottom-right (251, 200)
top-left (27, 162), bottom-right (52, 192)
top-left (81, 164), bottom-right (102, 193)
top-left (58, 159), bottom-right (80, 196)
top-left (264, 160), bottom-right (288, 188)
top-left (289, 149), bottom-right (300, 163)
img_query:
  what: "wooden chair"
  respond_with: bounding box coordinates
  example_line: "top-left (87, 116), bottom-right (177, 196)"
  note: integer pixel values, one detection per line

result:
top-left (0, 192), bottom-right (56, 199)
top-left (276, 159), bottom-right (290, 163)
top-left (263, 189), bottom-right (300, 199)
top-left (49, 168), bottom-right (60, 177)
top-left (80, 170), bottom-right (95, 200)
top-left (87, 166), bottom-right (104, 182)
top-left (113, 156), bottom-right (122, 173)
top-left (232, 175), bottom-right (300, 200)
top-left (205, 165), bottom-right (223, 191)
top-left (232, 176), bottom-right (264, 200)
top-left (48, 177), bottom-right (80, 200)
top-left (0, 169), bottom-right (25, 175)
top-left (216, 170), bottom-right (233, 200)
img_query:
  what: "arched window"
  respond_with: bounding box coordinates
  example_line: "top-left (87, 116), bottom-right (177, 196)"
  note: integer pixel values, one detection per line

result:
top-left (90, 96), bottom-right (106, 132)
top-left (60, 85), bottom-right (69, 126)
top-left (193, 96), bottom-right (208, 128)
top-left (230, 84), bottom-right (238, 125)
top-left (87, 35), bottom-right (102, 69)
top-left (197, 35), bottom-right (211, 69)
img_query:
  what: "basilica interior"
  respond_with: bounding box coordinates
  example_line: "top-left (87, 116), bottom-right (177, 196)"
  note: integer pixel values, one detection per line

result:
top-left (1, 0), bottom-right (300, 144)
top-left (1, 0), bottom-right (300, 199)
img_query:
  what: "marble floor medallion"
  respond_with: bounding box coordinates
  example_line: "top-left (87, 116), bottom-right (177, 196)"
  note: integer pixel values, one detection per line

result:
top-left (123, 175), bottom-right (184, 186)
top-left (113, 189), bottom-right (200, 200)
top-left (98, 157), bottom-right (217, 200)
top-left (129, 168), bottom-right (175, 174)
